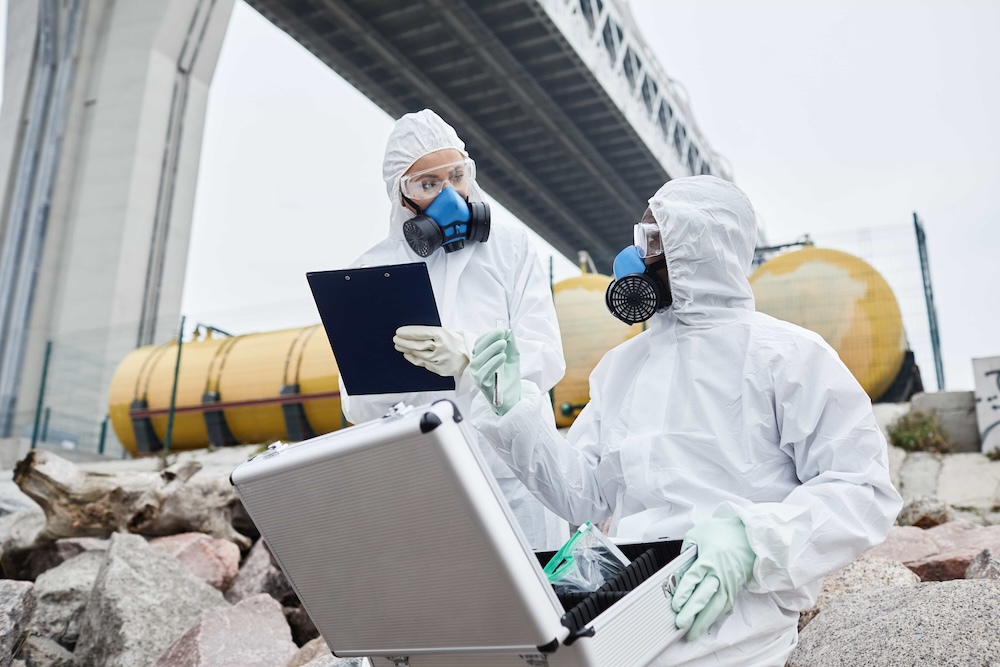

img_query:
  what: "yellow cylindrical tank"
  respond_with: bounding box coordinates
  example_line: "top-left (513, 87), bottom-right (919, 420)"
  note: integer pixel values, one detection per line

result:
top-left (108, 326), bottom-right (341, 456)
top-left (749, 247), bottom-right (907, 400)
top-left (552, 274), bottom-right (644, 427)
top-left (110, 246), bottom-right (910, 451)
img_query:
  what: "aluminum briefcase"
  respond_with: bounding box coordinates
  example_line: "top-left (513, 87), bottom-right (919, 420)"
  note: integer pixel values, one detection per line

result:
top-left (230, 400), bottom-right (696, 667)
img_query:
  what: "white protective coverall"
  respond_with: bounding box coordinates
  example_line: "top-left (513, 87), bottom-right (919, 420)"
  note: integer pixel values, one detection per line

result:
top-left (473, 176), bottom-right (903, 666)
top-left (339, 109), bottom-right (569, 551)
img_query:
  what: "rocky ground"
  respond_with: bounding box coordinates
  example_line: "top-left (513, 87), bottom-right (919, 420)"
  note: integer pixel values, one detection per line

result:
top-left (0, 440), bottom-right (998, 666)
top-left (0, 445), bottom-right (364, 667)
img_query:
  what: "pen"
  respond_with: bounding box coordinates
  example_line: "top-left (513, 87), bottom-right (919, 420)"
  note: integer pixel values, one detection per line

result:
top-left (494, 319), bottom-right (507, 408)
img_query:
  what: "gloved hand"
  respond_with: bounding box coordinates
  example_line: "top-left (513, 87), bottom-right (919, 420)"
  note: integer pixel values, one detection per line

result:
top-left (393, 326), bottom-right (469, 377)
top-left (470, 328), bottom-right (521, 415)
top-left (672, 517), bottom-right (756, 640)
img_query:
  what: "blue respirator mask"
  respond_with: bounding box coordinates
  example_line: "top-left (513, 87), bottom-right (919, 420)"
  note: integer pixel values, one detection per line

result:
top-left (402, 186), bottom-right (490, 257)
top-left (400, 158), bottom-right (490, 256)
top-left (605, 222), bottom-right (672, 324)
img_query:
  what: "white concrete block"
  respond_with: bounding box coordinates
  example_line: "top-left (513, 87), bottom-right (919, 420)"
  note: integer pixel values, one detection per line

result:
top-left (973, 357), bottom-right (1000, 454)
top-left (911, 391), bottom-right (980, 453)
top-left (937, 453), bottom-right (1000, 510)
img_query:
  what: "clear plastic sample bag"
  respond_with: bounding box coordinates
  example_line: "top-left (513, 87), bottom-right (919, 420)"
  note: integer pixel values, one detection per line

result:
top-left (543, 522), bottom-right (631, 595)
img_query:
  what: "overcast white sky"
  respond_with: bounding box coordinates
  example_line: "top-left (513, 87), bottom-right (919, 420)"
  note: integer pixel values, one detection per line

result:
top-left (179, 1), bottom-right (997, 391)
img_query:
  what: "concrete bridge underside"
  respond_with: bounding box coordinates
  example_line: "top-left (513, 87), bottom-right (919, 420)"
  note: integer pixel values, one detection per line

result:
top-left (247, 0), bottom-right (701, 270)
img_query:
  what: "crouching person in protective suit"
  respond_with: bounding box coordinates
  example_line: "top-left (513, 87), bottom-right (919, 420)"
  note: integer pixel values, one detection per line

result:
top-left (469, 175), bottom-right (902, 667)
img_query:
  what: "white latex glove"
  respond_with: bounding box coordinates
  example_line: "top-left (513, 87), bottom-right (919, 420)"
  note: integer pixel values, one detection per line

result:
top-left (393, 325), bottom-right (470, 377)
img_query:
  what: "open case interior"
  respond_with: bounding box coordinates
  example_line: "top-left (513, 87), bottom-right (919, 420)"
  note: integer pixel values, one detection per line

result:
top-left (534, 540), bottom-right (684, 640)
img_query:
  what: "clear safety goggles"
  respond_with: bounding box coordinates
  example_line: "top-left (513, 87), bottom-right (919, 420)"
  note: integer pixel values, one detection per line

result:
top-left (400, 158), bottom-right (475, 200)
top-left (633, 221), bottom-right (664, 258)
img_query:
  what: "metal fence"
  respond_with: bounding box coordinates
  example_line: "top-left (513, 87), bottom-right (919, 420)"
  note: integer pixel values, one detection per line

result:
top-left (18, 318), bottom-right (159, 459)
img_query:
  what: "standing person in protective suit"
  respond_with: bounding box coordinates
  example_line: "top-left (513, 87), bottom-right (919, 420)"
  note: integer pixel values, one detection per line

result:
top-left (338, 108), bottom-right (569, 551)
top-left (468, 176), bottom-right (902, 666)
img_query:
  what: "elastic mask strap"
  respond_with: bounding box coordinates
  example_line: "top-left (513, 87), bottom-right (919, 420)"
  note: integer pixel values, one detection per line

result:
top-left (646, 255), bottom-right (672, 309)
top-left (401, 192), bottom-right (424, 215)
top-left (645, 255), bottom-right (667, 273)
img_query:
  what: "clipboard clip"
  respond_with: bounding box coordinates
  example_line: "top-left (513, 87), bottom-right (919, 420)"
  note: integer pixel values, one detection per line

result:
top-left (382, 402), bottom-right (415, 421)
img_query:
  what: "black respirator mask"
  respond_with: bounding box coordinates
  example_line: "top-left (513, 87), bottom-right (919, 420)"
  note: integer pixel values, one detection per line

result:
top-left (402, 186), bottom-right (491, 257)
top-left (605, 228), bottom-right (673, 324)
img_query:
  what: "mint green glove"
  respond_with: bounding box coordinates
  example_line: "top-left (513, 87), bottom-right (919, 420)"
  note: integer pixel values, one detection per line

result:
top-left (672, 517), bottom-right (756, 640)
top-left (470, 328), bottom-right (521, 416)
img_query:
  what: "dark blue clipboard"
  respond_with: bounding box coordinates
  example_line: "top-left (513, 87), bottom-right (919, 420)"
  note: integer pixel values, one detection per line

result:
top-left (307, 262), bottom-right (455, 395)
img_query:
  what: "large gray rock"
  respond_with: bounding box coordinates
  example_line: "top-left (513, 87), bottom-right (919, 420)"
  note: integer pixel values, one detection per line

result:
top-left (967, 548), bottom-right (1000, 580)
top-left (20, 635), bottom-right (74, 667)
top-left (149, 532), bottom-right (240, 591)
top-left (152, 594), bottom-right (297, 667)
top-left (0, 579), bottom-right (35, 665)
top-left (896, 496), bottom-right (949, 528)
top-left (798, 555), bottom-right (918, 630)
top-left (226, 539), bottom-right (295, 605)
top-left (73, 532), bottom-right (227, 667)
top-left (28, 549), bottom-right (104, 648)
top-left (788, 580), bottom-right (1000, 666)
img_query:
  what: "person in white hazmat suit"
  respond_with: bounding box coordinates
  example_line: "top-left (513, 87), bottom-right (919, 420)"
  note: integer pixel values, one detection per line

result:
top-left (468, 176), bottom-right (903, 666)
top-left (338, 109), bottom-right (569, 551)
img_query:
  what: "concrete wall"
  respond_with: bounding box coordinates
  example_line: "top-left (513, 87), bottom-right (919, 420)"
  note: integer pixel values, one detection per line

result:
top-left (0, 0), bottom-right (234, 448)
top-left (910, 391), bottom-right (981, 454)
top-left (0, 2), bottom-right (39, 252)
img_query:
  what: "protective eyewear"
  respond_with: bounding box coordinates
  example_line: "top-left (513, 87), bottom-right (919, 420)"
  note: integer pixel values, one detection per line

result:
top-left (400, 158), bottom-right (475, 200)
top-left (633, 221), bottom-right (664, 259)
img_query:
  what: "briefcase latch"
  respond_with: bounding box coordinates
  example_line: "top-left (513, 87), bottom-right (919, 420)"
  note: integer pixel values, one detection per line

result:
top-left (255, 441), bottom-right (288, 460)
top-left (663, 573), bottom-right (679, 597)
top-left (387, 658), bottom-right (410, 667)
top-left (520, 655), bottom-right (549, 667)
top-left (383, 402), bottom-right (415, 421)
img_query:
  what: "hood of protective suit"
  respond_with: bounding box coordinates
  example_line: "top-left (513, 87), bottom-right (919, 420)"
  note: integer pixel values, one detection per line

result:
top-left (648, 176), bottom-right (757, 328)
top-left (382, 109), bottom-right (487, 241)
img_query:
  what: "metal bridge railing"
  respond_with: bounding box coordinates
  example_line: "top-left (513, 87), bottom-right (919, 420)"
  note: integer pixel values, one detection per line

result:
top-left (541, 0), bottom-right (732, 182)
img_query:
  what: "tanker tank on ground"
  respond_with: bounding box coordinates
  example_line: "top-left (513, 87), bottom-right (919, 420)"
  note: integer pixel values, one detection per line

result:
top-left (108, 325), bottom-right (342, 456)
top-left (750, 247), bottom-right (922, 403)
top-left (108, 247), bottom-right (920, 454)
